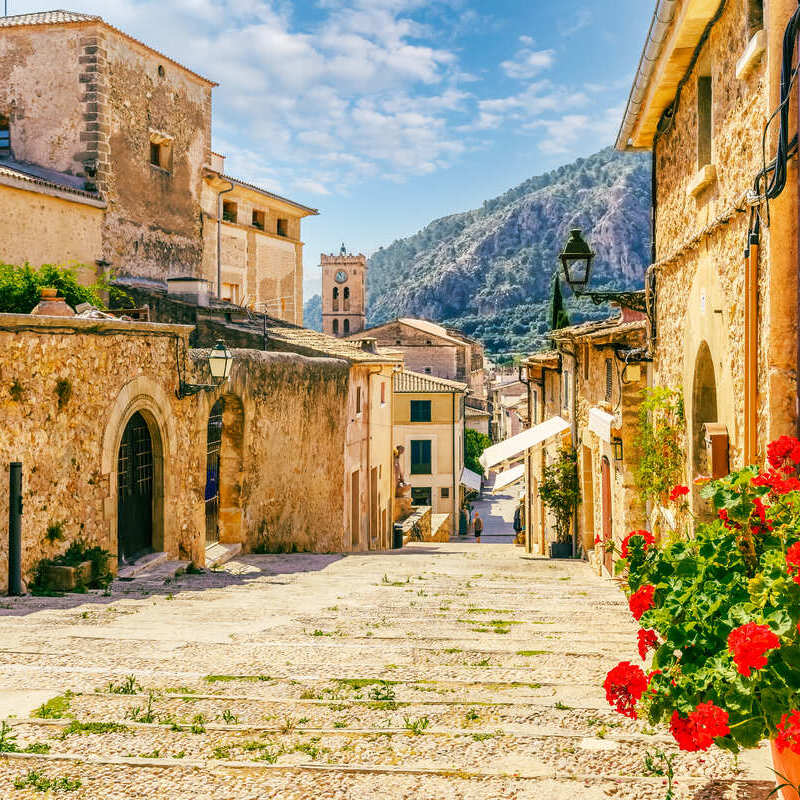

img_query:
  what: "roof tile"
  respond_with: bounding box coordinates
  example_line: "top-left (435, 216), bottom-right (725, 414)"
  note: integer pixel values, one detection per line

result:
top-left (393, 369), bottom-right (467, 394)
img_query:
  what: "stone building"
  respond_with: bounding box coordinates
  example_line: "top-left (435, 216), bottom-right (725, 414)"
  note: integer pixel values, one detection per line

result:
top-left (352, 318), bottom-right (486, 402)
top-left (548, 314), bottom-right (649, 572)
top-left (0, 312), bottom-right (363, 593)
top-left (392, 369), bottom-right (466, 526)
top-left (320, 246), bottom-right (367, 337)
top-left (0, 11), bottom-right (315, 324)
top-left (617, 0), bottom-right (799, 503)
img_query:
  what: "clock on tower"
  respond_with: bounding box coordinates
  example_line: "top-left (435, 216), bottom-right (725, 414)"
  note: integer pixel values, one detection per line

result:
top-left (320, 245), bottom-right (368, 338)
top-left (335, 270), bottom-right (348, 283)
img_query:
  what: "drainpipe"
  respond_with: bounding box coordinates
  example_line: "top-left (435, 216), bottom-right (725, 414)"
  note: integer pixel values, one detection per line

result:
top-left (216, 181), bottom-right (234, 300)
top-left (365, 365), bottom-right (384, 548)
top-left (452, 391), bottom-right (457, 527)
top-left (744, 231), bottom-right (759, 463)
top-left (557, 341), bottom-right (579, 559)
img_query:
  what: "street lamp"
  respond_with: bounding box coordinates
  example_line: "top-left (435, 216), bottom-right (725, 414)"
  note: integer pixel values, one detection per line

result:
top-left (177, 339), bottom-right (234, 398)
top-left (557, 228), bottom-right (647, 314)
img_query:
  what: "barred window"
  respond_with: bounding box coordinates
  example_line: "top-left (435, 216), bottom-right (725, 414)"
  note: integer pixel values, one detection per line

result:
top-left (605, 358), bottom-right (613, 402)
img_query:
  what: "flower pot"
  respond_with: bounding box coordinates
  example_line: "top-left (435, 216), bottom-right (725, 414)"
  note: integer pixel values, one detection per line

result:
top-left (549, 541), bottom-right (572, 559)
top-left (771, 740), bottom-right (800, 800)
top-left (30, 287), bottom-right (75, 318)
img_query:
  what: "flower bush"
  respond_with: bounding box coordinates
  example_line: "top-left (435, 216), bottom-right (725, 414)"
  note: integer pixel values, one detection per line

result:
top-left (604, 436), bottom-right (800, 754)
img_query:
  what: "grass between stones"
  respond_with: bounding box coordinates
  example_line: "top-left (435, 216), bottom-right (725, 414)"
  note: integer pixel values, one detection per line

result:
top-left (13, 770), bottom-right (81, 793)
top-left (32, 692), bottom-right (73, 719)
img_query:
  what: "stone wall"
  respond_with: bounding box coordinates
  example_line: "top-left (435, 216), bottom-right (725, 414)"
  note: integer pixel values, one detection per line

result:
top-left (652, 0), bottom-right (798, 491)
top-left (0, 314), bottom-right (350, 593)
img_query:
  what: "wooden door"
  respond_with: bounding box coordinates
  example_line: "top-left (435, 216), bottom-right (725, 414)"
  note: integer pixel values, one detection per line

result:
top-left (117, 413), bottom-right (153, 564)
top-left (601, 456), bottom-right (612, 574)
top-left (351, 470), bottom-right (360, 549)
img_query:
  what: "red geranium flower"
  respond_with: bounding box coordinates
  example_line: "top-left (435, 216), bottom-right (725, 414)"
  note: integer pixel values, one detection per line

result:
top-left (767, 435), bottom-right (800, 473)
top-left (776, 710), bottom-right (800, 755)
top-left (637, 628), bottom-right (659, 660)
top-left (669, 485), bottom-right (689, 502)
top-left (786, 542), bottom-right (800, 585)
top-left (620, 530), bottom-right (655, 559)
top-left (670, 702), bottom-right (730, 751)
top-left (752, 469), bottom-right (800, 496)
top-left (718, 508), bottom-right (741, 531)
top-left (594, 534), bottom-right (602, 546)
top-left (727, 622), bottom-right (780, 677)
top-left (603, 661), bottom-right (649, 718)
top-left (629, 584), bottom-right (656, 621)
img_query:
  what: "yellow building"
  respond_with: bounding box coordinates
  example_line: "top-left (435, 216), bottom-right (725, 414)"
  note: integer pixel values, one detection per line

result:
top-left (392, 370), bottom-right (467, 525)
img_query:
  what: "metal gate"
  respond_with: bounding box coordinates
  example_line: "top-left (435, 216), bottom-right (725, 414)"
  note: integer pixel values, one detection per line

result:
top-left (205, 399), bottom-right (224, 545)
top-left (601, 456), bottom-right (613, 575)
top-left (117, 412), bottom-right (153, 564)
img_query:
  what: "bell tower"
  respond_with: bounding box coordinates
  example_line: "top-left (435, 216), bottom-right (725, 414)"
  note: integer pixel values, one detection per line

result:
top-left (319, 244), bottom-right (367, 338)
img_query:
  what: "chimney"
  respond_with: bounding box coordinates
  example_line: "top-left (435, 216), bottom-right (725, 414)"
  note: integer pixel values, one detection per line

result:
top-left (359, 337), bottom-right (378, 354)
top-left (166, 276), bottom-right (210, 307)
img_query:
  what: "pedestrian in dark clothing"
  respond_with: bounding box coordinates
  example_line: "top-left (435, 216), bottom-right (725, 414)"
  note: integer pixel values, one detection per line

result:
top-left (474, 511), bottom-right (483, 542)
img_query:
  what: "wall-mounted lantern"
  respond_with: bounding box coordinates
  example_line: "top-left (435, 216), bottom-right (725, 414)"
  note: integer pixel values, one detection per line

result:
top-left (177, 339), bottom-right (233, 399)
top-left (557, 229), bottom-right (647, 314)
top-left (612, 437), bottom-right (624, 462)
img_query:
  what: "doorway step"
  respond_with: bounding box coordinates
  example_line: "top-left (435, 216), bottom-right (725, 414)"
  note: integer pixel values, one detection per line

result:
top-left (205, 541), bottom-right (241, 568)
top-left (118, 552), bottom-right (188, 582)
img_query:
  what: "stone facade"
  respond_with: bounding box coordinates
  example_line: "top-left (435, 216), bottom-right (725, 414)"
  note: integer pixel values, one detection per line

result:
top-left (0, 12), bottom-right (314, 326)
top-left (618, 0), bottom-right (800, 509)
top-left (320, 249), bottom-right (367, 337)
top-left (0, 313), bottom-right (357, 593)
top-left (353, 318), bottom-right (487, 402)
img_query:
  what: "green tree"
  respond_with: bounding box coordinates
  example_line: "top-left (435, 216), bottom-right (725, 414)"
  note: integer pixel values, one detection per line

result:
top-left (538, 448), bottom-right (580, 543)
top-left (0, 263), bottom-right (105, 314)
top-left (465, 428), bottom-right (492, 475)
top-left (548, 274), bottom-right (570, 333)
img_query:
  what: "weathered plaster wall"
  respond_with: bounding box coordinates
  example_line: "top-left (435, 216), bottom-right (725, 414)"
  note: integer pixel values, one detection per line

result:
top-left (101, 30), bottom-right (211, 280)
top-left (0, 315), bottom-right (353, 592)
top-left (653, 0), bottom-right (797, 492)
top-left (0, 185), bottom-right (103, 269)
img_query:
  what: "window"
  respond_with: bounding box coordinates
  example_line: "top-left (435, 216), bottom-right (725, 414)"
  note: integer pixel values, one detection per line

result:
top-left (222, 200), bottom-right (238, 224)
top-left (356, 386), bottom-right (362, 414)
top-left (333, 287), bottom-right (339, 299)
top-left (531, 389), bottom-right (539, 424)
top-left (410, 400), bottom-right (431, 422)
top-left (583, 344), bottom-right (590, 380)
top-left (344, 319), bottom-right (350, 334)
top-left (276, 218), bottom-right (288, 237)
top-left (333, 319), bottom-right (339, 335)
top-left (395, 339), bottom-right (401, 345)
top-left (424, 367), bottom-right (432, 374)
top-left (343, 287), bottom-right (350, 299)
top-left (562, 371), bottom-right (570, 409)
top-left (252, 209), bottom-right (265, 230)
top-left (411, 487), bottom-right (432, 506)
top-left (380, 382), bottom-right (386, 404)
top-left (697, 73), bottom-right (712, 169)
top-left (748, 0), bottom-right (763, 34)
top-left (0, 116), bottom-right (10, 152)
top-left (221, 283), bottom-right (240, 304)
top-left (605, 358), bottom-right (613, 402)
top-left (148, 132), bottom-right (172, 172)
top-left (410, 440), bottom-right (432, 475)
top-left (440, 487), bottom-right (450, 498)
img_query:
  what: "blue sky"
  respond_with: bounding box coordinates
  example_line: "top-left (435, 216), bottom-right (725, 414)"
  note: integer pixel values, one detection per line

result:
top-left (12, 0), bottom-right (652, 299)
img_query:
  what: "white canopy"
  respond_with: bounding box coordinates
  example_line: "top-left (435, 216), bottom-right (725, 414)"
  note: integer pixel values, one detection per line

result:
top-left (479, 416), bottom-right (570, 474)
top-left (492, 464), bottom-right (525, 493)
top-left (460, 467), bottom-right (482, 493)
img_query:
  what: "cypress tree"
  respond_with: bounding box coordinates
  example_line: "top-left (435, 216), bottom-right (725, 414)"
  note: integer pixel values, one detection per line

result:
top-left (548, 274), bottom-right (570, 332)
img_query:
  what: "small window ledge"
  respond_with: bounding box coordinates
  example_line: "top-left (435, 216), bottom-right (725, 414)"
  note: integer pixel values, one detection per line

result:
top-left (688, 164), bottom-right (716, 198)
top-left (736, 30), bottom-right (766, 80)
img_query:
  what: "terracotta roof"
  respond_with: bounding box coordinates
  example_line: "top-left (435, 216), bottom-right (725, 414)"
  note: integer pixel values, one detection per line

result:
top-left (550, 317), bottom-right (647, 341)
top-left (221, 174), bottom-right (318, 216)
top-left (0, 158), bottom-right (105, 204)
top-left (393, 369), bottom-right (467, 394)
top-left (359, 317), bottom-right (466, 347)
top-left (266, 324), bottom-right (400, 364)
top-left (0, 10), bottom-right (217, 86)
top-left (526, 349), bottom-right (560, 367)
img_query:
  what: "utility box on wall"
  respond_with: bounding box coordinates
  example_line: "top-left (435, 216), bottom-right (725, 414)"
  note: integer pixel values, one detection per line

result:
top-left (704, 422), bottom-right (729, 479)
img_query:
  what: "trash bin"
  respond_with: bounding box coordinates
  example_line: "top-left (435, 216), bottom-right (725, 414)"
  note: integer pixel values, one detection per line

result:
top-left (392, 524), bottom-right (404, 549)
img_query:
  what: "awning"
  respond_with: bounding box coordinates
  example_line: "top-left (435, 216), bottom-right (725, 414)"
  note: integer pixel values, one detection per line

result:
top-left (588, 407), bottom-right (616, 443)
top-left (460, 467), bottom-right (482, 493)
top-left (479, 416), bottom-right (570, 473)
top-left (492, 464), bottom-right (525, 494)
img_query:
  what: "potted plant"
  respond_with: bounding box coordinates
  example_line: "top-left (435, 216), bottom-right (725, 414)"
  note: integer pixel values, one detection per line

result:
top-left (603, 436), bottom-right (800, 798)
top-left (539, 447), bottom-right (579, 559)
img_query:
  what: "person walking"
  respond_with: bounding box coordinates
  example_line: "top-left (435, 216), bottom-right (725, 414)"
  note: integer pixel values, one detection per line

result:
top-left (473, 511), bottom-right (483, 543)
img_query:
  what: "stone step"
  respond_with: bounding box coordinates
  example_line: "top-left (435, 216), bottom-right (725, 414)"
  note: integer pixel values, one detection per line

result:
top-left (205, 542), bottom-right (241, 569)
top-left (117, 552), bottom-right (168, 580)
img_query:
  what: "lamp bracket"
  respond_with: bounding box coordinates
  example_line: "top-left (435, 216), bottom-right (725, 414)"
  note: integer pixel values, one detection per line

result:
top-left (176, 381), bottom-right (219, 399)
top-left (578, 289), bottom-right (647, 314)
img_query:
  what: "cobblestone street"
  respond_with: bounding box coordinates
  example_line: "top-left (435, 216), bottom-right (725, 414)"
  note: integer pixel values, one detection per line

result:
top-left (0, 543), bottom-right (775, 799)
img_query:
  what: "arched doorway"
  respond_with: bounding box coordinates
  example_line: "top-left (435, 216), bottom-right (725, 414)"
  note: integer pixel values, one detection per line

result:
top-left (117, 412), bottom-right (154, 564)
top-left (692, 341), bottom-right (718, 476)
top-left (601, 456), bottom-right (612, 574)
top-left (205, 399), bottom-right (224, 545)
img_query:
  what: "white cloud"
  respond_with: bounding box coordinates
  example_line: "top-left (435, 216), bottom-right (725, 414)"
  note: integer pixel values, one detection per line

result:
top-left (528, 104), bottom-right (624, 154)
top-left (500, 38), bottom-right (555, 80)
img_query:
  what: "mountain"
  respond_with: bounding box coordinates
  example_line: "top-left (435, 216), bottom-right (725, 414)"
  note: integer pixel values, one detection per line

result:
top-left (366, 147), bottom-right (651, 358)
top-left (303, 293), bottom-right (322, 332)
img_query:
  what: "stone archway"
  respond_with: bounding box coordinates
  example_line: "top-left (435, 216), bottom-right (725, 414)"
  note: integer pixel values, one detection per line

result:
top-left (692, 341), bottom-right (718, 477)
top-left (101, 377), bottom-right (175, 561)
top-left (217, 393), bottom-right (245, 545)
